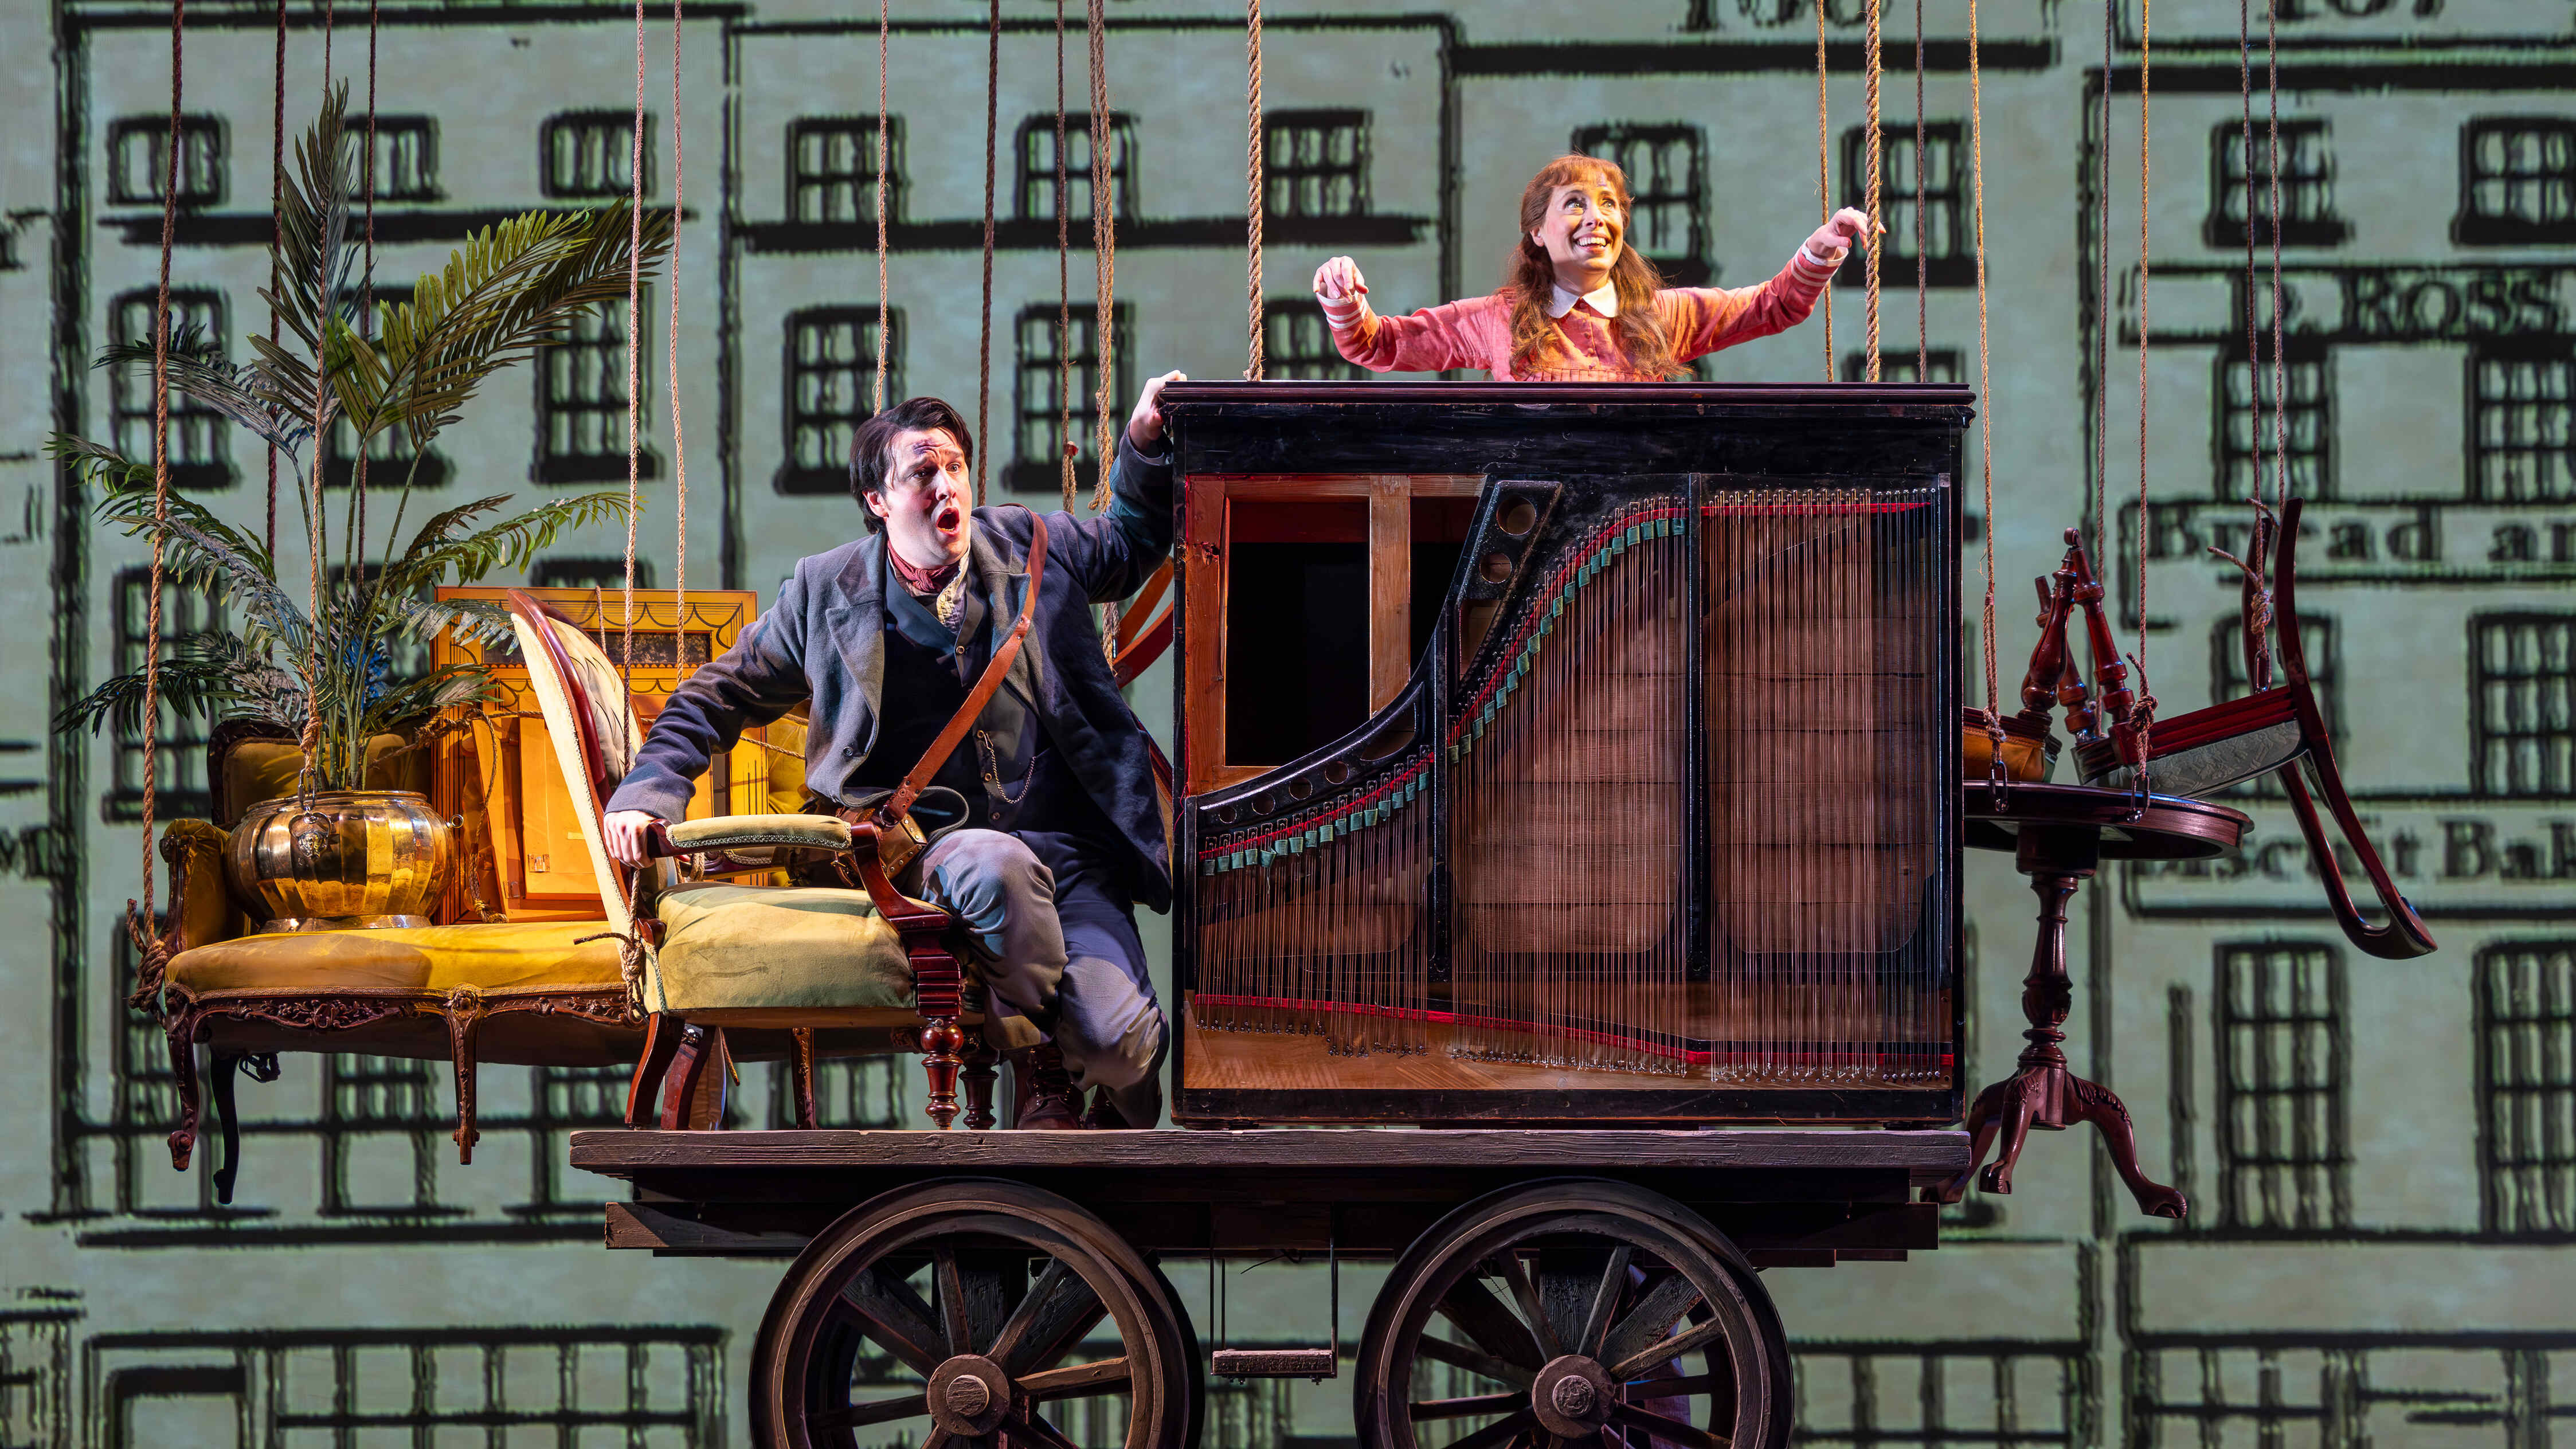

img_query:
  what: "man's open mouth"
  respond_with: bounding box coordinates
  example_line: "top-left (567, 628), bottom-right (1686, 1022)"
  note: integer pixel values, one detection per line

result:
top-left (935, 504), bottom-right (964, 532)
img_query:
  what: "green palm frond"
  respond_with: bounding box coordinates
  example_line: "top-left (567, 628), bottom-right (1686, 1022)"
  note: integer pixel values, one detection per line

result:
top-left (380, 490), bottom-right (636, 596)
top-left (379, 592), bottom-right (514, 649)
top-left (53, 632), bottom-right (297, 737)
top-left (92, 323), bottom-right (314, 461)
top-left (362, 665), bottom-right (503, 739)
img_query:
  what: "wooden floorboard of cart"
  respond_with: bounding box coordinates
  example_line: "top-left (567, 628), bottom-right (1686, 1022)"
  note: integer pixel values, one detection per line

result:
top-left (570, 1128), bottom-right (1971, 1263)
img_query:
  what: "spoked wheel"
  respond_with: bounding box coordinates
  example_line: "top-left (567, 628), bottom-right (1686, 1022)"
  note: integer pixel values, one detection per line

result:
top-left (751, 1178), bottom-right (1191, 1449)
top-left (1355, 1181), bottom-right (1792, 1449)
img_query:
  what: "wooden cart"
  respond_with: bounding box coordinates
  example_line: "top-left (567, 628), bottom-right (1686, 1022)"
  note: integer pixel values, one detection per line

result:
top-left (571, 1125), bottom-right (1968, 1448)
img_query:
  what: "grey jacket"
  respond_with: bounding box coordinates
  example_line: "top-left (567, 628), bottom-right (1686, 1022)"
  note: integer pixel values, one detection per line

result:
top-left (605, 433), bottom-right (1176, 910)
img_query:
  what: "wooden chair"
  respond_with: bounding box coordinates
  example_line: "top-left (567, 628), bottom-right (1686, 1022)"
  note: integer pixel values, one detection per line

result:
top-left (500, 590), bottom-right (1025, 1132)
top-left (2072, 498), bottom-right (2433, 960)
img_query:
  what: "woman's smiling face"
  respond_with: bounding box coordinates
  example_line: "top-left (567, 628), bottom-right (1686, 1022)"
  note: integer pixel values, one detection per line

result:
top-left (1529, 174), bottom-right (1626, 279)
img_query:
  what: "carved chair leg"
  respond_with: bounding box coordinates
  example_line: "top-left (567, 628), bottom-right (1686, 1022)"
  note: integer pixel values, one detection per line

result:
top-left (165, 1023), bottom-right (201, 1173)
top-left (209, 1052), bottom-right (244, 1205)
top-left (446, 997), bottom-right (484, 1165)
top-left (1976, 1075), bottom-right (2045, 1197)
top-left (919, 1017), bottom-right (965, 1130)
top-left (627, 1013), bottom-right (687, 1128)
top-left (960, 1032), bottom-right (1000, 1131)
top-left (1925, 1078), bottom-right (2009, 1205)
top-left (790, 1027), bottom-right (819, 1130)
top-left (690, 1027), bottom-right (732, 1129)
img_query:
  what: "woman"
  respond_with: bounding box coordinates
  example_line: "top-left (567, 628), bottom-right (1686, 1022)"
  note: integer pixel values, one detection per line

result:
top-left (1314, 153), bottom-right (1872, 381)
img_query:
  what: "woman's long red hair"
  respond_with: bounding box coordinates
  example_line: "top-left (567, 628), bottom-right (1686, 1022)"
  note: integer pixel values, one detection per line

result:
top-left (1506, 155), bottom-right (1684, 380)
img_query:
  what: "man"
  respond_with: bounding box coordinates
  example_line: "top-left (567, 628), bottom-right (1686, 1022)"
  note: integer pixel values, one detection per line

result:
top-left (600, 371), bottom-right (1187, 1128)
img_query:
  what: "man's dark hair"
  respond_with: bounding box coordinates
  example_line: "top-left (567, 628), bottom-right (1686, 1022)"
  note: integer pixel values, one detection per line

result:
top-left (848, 395), bottom-right (974, 532)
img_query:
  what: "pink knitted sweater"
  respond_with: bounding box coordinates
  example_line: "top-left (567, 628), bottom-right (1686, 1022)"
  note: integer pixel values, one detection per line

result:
top-left (1321, 247), bottom-right (1841, 382)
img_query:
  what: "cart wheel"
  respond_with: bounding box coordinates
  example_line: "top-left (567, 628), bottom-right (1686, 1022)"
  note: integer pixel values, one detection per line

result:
top-left (1354, 1180), bottom-right (1792, 1449)
top-left (750, 1178), bottom-right (1189, 1449)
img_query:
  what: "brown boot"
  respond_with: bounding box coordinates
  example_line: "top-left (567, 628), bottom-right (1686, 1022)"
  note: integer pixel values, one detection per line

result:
top-left (1011, 1044), bottom-right (1087, 1130)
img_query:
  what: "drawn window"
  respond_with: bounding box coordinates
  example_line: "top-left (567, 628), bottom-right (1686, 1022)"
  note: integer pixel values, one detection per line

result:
top-left (2210, 612), bottom-right (2338, 798)
top-left (108, 115), bottom-right (224, 207)
top-left (1266, 111), bottom-right (1368, 219)
top-left (1016, 113), bottom-right (1136, 223)
top-left (1575, 124), bottom-right (1709, 283)
top-left (344, 116), bottom-right (439, 201)
top-left (2207, 119), bottom-right (2350, 248)
top-left (1841, 347), bottom-right (1961, 384)
top-left (2216, 341), bottom-right (2331, 500)
top-left (788, 116), bottom-right (900, 226)
top-left (2469, 339), bottom-right (2575, 503)
top-left (529, 557), bottom-right (658, 591)
top-left (320, 1055), bottom-right (449, 1217)
top-left (2471, 614), bottom-right (2576, 798)
top-left (535, 289), bottom-right (657, 484)
top-left (2477, 943), bottom-right (2576, 1235)
top-left (779, 307), bottom-right (899, 495)
top-left (1264, 297), bottom-right (1367, 382)
top-left (541, 111), bottom-right (650, 199)
top-left (109, 567), bottom-right (224, 822)
top-left (1011, 304), bottom-right (1130, 495)
top-left (1794, 1342), bottom-right (2084, 1448)
top-left (766, 1056), bottom-right (906, 1129)
top-left (2215, 942), bottom-right (2349, 1230)
top-left (1840, 121), bottom-right (1970, 286)
top-left (2456, 118), bottom-right (2576, 246)
top-left (110, 289), bottom-right (232, 490)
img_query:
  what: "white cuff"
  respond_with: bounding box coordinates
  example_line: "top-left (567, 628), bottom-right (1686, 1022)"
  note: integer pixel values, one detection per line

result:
top-left (1796, 242), bottom-right (1845, 273)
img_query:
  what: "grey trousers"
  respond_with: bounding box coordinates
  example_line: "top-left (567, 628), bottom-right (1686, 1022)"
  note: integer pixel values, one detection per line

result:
top-left (917, 829), bottom-right (1167, 1125)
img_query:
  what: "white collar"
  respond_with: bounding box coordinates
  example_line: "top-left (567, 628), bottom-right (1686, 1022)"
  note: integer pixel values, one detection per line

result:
top-left (1547, 280), bottom-right (1619, 319)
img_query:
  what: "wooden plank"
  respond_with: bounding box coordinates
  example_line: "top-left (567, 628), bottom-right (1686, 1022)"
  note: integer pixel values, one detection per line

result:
top-left (604, 1201), bottom-right (811, 1255)
top-left (569, 1127), bottom-right (1970, 1178)
top-left (1368, 475), bottom-right (1411, 711)
top-left (1182, 474), bottom-right (1228, 794)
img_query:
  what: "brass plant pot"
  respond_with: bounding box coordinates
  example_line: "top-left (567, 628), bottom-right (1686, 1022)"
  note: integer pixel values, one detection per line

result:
top-left (225, 789), bottom-right (456, 933)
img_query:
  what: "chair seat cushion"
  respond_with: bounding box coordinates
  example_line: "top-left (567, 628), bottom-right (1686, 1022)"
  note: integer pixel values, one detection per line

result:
top-left (647, 883), bottom-right (916, 1015)
top-left (167, 921), bottom-right (627, 996)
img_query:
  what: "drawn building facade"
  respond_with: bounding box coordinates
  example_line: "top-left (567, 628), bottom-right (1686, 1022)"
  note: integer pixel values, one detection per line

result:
top-left (0, 0), bottom-right (2570, 1443)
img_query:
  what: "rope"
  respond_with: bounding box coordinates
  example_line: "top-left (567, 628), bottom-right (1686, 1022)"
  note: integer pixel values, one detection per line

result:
top-left (1967, 0), bottom-right (2000, 738)
top-left (2265, 0), bottom-right (2287, 520)
top-left (872, 0), bottom-right (890, 414)
top-left (2133, 0), bottom-right (2154, 770)
top-left (977, 0), bottom-right (1000, 506)
top-left (297, 0), bottom-right (332, 789)
top-left (623, 0), bottom-right (643, 702)
top-left (137, 0), bottom-right (185, 932)
top-left (2095, 0), bottom-right (2113, 564)
top-left (1244, 0), bottom-right (1264, 381)
top-left (1055, 0), bottom-right (1075, 507)
top-left (1862, 0), bottom-right (1883, 381)
top-left (2237, 0), bottom-right (2260, 579)
top-left (1913, 0), bottom-right (1925, 379)
top-left (266, 0), bottom-right (284, 559)
top-left (1088, 0), bottom-right (1117, 512)
top-left (1813, 0), bottom-right (1834, 377)
top-left (353, 0), bottom-right (377, 579)
top-left (671, 0), bottom-right (687, 625)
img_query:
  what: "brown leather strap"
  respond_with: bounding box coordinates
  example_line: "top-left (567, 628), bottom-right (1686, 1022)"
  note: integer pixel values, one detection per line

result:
top-left (880, 511), bottom-right (1050, 828)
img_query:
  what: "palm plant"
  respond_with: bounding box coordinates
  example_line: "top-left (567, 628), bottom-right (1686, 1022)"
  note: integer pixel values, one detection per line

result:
top-left (54, 85), bottom-right (672, 792)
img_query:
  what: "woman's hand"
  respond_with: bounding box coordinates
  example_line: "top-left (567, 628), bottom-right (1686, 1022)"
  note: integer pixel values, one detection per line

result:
top-left (602, 809), bottom-right (663, 868)
top-left (1804, 207), bottom-right (1875, 264)
top-left (1313, 256), bottom-right (1369, 304)
top-left (1127, 370), bottom-right (1187, 448)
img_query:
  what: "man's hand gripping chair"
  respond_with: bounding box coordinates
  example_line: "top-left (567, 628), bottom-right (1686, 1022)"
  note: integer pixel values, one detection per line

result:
top-left (500, 590), bottom-right (1032, 1133)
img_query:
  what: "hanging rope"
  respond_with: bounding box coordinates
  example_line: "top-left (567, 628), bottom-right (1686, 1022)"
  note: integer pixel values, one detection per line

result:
top-left (1243, 0), bottom-right (1264, 381)
top-left (671, 0), bottom-right (687, 622)
top-left (2236, 0), bottom-right (2260, 577)
top-left (2264, 0), bottom-right (2287, 523)
top-left (977, 0), bottom-right (1000, 506)
top-left (352, 0), bottom-right (378, 580)
top-left (297, 2), bottom-right (334, 790)
top-left (1912, 0), bottom-right (1925, 378)
top-left (1051, 1), bottom-right (1079, 508)
top-left (1088, 0), bottom-right (1117, 512)
top-left (266, 0), bottom-right (284, 560)
top-left (1813, 0), bottom-right (1834, 377)
top-left (1862, 0), bottom-right (1884, 381)
top-left (135, 0), bottom-right (186, 939)
top-left (872, 0), bottom-right (891, 414)
top-left (1966, 0), bottom-right (2001, 744)
top-left (622, 0), bottom-right (643, 695)
top-left (2132, 0), bottom-right (2155, 772)
top-left (2093, 0), bottom-right (2113, 565)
